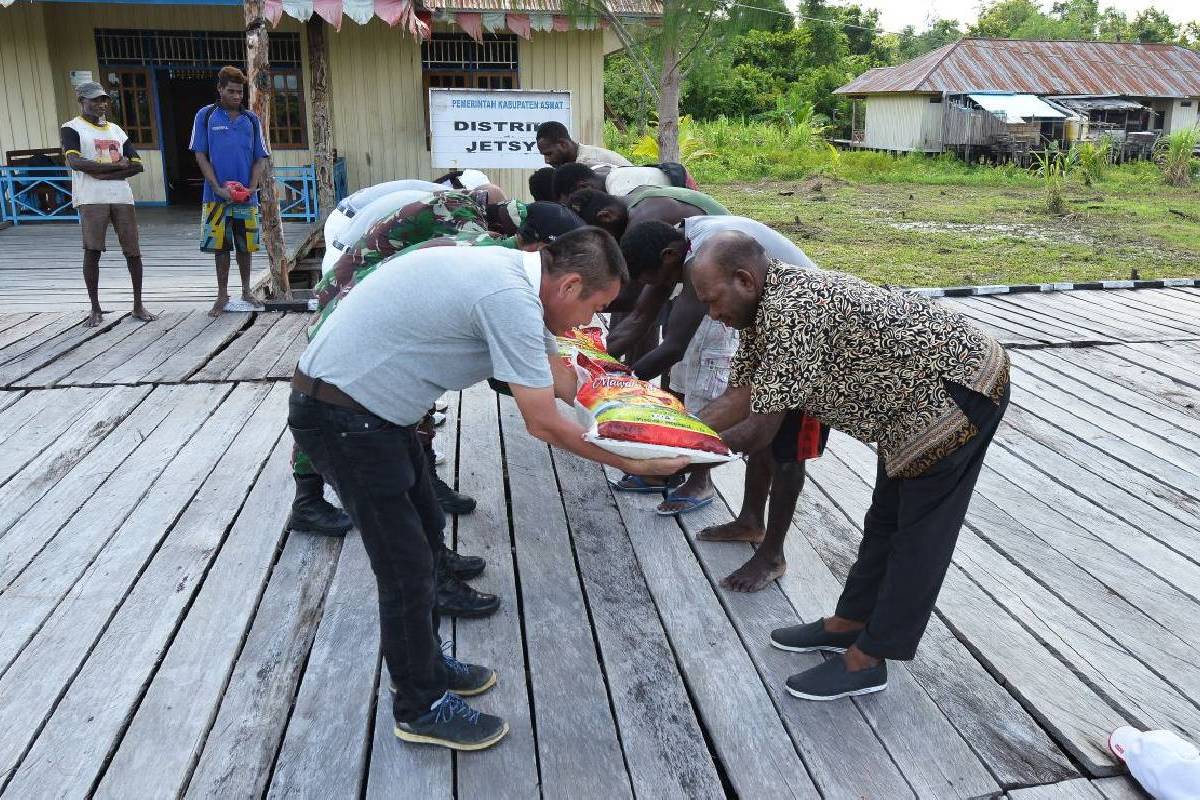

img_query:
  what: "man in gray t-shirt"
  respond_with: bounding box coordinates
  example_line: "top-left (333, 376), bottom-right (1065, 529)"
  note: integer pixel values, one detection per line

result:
top-left (289, 227), bottom-right (686, 754)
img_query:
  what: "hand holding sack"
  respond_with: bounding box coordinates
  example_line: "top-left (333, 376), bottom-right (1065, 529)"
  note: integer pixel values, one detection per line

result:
top-left (573, 353), bottom-right (734, 465)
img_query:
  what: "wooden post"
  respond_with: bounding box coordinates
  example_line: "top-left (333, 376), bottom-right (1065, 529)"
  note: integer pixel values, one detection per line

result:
top-left (306, 17), bottom-right (335, 218)
top-left (244, 0), bottom-right (289, 298)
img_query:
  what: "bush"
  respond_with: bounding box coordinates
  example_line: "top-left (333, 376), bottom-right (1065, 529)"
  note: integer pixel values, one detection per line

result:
top-left (1156, 129), bottom-right (1200, 187)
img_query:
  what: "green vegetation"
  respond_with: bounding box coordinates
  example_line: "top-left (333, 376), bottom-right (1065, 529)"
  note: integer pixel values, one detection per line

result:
top-left (1155, 129), bottom-right (1200, 187)
top-left (605, 0), bottom-right (1200, 138)
top-left (1033, 145), bottom-right (1076, 215)
top-left (1072, 138), bottom-right (1114, 187)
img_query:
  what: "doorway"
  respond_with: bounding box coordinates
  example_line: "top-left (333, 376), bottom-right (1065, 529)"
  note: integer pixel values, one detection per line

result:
top-left (157, 68), bottom-right (219, 205)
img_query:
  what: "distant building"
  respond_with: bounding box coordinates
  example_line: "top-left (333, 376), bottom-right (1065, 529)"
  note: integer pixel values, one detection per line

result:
top-left (834, 38), bottom-right (1200, 161)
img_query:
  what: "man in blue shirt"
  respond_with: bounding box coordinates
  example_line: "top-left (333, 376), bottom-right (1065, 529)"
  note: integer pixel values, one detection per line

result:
top-left (189, 65), bottom-right (271, 317)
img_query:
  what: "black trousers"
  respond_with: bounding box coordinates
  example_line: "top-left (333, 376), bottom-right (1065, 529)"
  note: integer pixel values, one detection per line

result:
top-left (835, 382), bottom-right (1010, 661)
top-left (288, 390), bottom-right (448, 721)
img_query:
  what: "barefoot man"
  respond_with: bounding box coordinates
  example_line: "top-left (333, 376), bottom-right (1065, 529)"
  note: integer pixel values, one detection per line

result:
top-left (189, 65), bottom-right (270, 316)
top-left (60, 81), bottom-right (156, 327)
top-left (691, 231), bottom-right (1009, 700)
top-left (610, 216), bottom-right (825, 594)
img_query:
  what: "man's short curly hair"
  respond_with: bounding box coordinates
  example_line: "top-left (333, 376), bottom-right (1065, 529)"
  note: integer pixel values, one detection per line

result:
top-left (619, 220), bottom-right (687, 284)
top-left (552, 163), bottom-right (602, 201)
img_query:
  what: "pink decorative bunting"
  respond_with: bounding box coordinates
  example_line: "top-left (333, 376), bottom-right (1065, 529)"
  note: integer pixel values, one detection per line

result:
top-left (507, 13), bottom-right (532, 39)
top-left (374, 0), bottom-right (407, 26)
top-left (456, 12), bottom-right (484, 42)
top-left (552, 14), bottom-right (570, 31)
top-left (314, 0), bottom-right (343, 29)
top-left (265, 0), bottom-right (284, 25)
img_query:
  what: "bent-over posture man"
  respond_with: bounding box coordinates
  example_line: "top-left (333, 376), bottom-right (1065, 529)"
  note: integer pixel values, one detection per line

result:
top-left (60, 81), bottom-right (155, 327)
top-left (189, 65), bottom-right (270, 317)
top-left (289, 228), bottom-right (686, 750)
top-left (691, 232), bottom-right (1009, 700)
top-left (564, 183), bottom-right (728, 242)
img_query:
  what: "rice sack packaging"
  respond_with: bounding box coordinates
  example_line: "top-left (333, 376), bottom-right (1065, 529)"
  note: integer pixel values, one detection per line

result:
top-left (555, 326), bottom-right (626, 373)
top-left (573, 354), bottom-right (734, 464)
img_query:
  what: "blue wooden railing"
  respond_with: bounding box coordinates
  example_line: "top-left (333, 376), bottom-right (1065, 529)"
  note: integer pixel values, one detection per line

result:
top-left (0, 167), bottom-right (77, 224)
top-left (0, 157), bottom-right (347, 225)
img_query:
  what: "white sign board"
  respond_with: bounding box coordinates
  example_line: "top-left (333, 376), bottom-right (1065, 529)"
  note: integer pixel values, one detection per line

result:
top-left (429, 88), bottom-right (572, 170)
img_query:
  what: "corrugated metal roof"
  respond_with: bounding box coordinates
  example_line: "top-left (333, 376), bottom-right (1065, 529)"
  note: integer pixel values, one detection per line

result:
top-left (835, 38), bottom-right (1200, 98)
top-left (1050, 95), bottom-right (1147, 111)
top-left (967, 92), bottom-right (1066, 122)
top-left (424, 0), bottom-right (661, 14)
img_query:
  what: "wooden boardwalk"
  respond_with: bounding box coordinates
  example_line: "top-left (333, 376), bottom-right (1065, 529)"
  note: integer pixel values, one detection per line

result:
top-left (0, 287), bottom-right (1198, 798)
top-left (0, 208), bottom-right (310, 313)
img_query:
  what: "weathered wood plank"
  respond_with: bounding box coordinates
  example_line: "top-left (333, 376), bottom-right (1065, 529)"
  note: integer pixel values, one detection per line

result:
top-left (1000, 292), bottom-right (1164, 342)
top-left (266, 317), bottom-right (312, 379)
top-left (454, 383), bottom-right (539, 799)
top-left (605, 467), bottom-right (821, 799)
top-left (1100, 290), bottom-right (1200, 333)
top-left (1091, 776), bottom-right (1148, 800)
top-left (939, 297), bottom-right (1069, 345)
top-left (0, 383), bottom-right (241, 784)
top-left (144, 312), bottom-right (247, 383)
top-left (8, 314), bottom-right (154, 388)
top-left (551, 449), bottom-right (725, 799)
top-left (24, 312), bottom-right (179, 387)
top-left (972, 295), bottom-right (1116, 343)
top-left (95, 310), bottom-right (217, 384)
top-left (1056, 292), bottom-right (1200, 340)
top-left (0, 386), bottom-right (83, 459)
top-left (0, 391), bottom-right (22, 417)
top-left (709, 457), bottom-right (1078, 789)
top-left (0, 313), bottom-right (66, 354)
top-left (672, 477), bottom-right (927, 799)
top-left (183, 532), bottom-right (340, 799)
top-left (1008, 778), bottom-right (1105, 799)
top-left (809, 439), bottom-right (1128, 776)
top-left (0, 384), bottom-right (228, 659)
top-left (0, 386), bottom-right (107, 489)
top-left (92, 435), bottom-right (297, 800)
top-left (0, 314), bottom-right (34, 337)
top-left (227, 313), bottom-right (310, 382)
top-left (498, 396), bottom-right (634, 800)
top-left (827, 435), bottom-right (1200, 732)
top-left (2, 385), bottom-right (285, 798)
top-left (0, 385), bottom-right (150, 552)
top-left (1111, 342), bottom-right (1200, 391)
top-left (364, 393), bottom-right (457, 800)
top-left (189, 313), bottom-right (286, 382)
top-left (265, 531), bottom-right (378, 800)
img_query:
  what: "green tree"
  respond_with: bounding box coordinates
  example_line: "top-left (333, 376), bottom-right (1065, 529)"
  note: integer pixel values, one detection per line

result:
top-left (891, 18), bottom-right (962, 61)
top-left (723, 0), bottom-right (793, 36)
top-left (969, 0), bottom-right (1047, 38)
top-left (1130, 7), bottom-right (1177, 42)
top-left (1050, 0), bottom-right (1100, 38)
top-left (1096, 7), bottom-right (1131, 40)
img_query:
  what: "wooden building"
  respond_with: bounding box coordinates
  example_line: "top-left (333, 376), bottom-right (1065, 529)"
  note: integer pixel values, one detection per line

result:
top-left (836, 38), bottom-right (1200, 159)
top-left (0, 0), bottom-right (654, 219)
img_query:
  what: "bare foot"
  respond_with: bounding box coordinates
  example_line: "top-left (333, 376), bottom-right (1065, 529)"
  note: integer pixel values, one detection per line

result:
top-left (656, 488), bottom-right (714, 515)
top-left (720, 552), bottom-right (786, 592)
top-left (208, 296), bottom-right (229, 318)
top-left (697, 518), bottom-right (765, 543)
top-left (132, 306), bottom-right (157, 322)
top-left (84, 309), bottom-right (105, 327)
top-left (241, 291), bottom-right (257, 304)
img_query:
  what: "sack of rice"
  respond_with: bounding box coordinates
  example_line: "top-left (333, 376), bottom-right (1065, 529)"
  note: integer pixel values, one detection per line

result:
top-left (573, 354), bottom-right (734, 464)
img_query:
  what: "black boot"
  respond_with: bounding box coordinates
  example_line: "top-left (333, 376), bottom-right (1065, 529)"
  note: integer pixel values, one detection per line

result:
top-left (440, 544), bottom-right (485, 580)
top-left (434, 476), bottom-right (477, 515)
top-left (436, 564), bottom-right (500, 618)
top-left (286, 473), bottom-right (353, 537)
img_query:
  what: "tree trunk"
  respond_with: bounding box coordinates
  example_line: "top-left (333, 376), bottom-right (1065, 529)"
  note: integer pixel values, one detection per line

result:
top-left (656, 44), bottom-right (681, 163)
top-left (306, 17), bottom-right (335, 219)
top-left (244, 0), bottom-right (289, 298)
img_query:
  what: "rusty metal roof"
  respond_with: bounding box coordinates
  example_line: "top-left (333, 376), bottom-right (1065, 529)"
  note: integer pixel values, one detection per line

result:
top-left (835, 38), bottom-right (1200, 98)
top-left (424, 0), bottom-right (661, 14)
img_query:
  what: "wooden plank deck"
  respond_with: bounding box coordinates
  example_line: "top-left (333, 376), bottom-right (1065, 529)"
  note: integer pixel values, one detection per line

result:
top-left (0, 287), bottom-right (1196, 798)
top-left (0, 207), bottom-right (310, 313)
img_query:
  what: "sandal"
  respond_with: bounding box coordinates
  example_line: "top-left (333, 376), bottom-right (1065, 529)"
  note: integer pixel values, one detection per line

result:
top-left (655, 490), bottom-right (716, 516)
top-left (609, 474), bottom-right (684, 494)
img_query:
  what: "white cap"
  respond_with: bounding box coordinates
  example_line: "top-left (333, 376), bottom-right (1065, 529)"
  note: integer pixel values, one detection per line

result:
top-left (1108, 726), bottom-right (1200, 800)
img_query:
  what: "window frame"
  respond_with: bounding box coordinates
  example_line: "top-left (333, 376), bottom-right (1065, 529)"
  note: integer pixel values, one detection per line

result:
top-left (104, 66), bottom-right (159, 149)
top-left (269, 67), bottom-right (309, 150)
top-left (420, 34), bottom-right (520, 150)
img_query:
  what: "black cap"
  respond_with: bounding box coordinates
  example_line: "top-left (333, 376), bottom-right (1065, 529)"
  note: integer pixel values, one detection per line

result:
top-left (519, 202), bottom-right (585, 244)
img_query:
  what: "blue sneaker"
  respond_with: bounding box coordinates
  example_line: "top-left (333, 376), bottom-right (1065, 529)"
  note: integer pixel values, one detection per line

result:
top-left (394, 693), bottom-right (508, 751)
top-left (389, 643), bottom-right (497, 697)
top-left (786, 656), bottom-right (888, 701)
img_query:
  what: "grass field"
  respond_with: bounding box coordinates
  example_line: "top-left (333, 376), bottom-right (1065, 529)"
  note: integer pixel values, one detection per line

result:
top-left (705, 172), bottom-right (1200, 287)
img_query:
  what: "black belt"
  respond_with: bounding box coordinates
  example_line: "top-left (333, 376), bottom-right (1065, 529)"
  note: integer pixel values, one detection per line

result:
top-left (292, 369), bottom-right (371, 415)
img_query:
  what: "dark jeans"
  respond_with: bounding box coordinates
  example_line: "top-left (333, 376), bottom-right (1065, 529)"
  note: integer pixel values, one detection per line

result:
top-left (835, 381), bottom-right (1010, 661)
top-left (288, 390), bottom-right (447, 721)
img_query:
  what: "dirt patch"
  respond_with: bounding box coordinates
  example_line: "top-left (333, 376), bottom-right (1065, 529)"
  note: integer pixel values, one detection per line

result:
top-left (886, 219), bottom-right (1099, 246)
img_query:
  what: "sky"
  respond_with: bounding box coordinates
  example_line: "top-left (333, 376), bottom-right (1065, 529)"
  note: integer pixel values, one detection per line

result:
top-left (836, 0), bottom-right (1199, 34)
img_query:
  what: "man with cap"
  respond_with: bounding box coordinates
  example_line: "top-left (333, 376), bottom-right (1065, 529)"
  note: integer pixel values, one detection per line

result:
top-left (60, 81), bottom-right (155, 327)
top-left (189, 65), bottom-right (271, 317)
